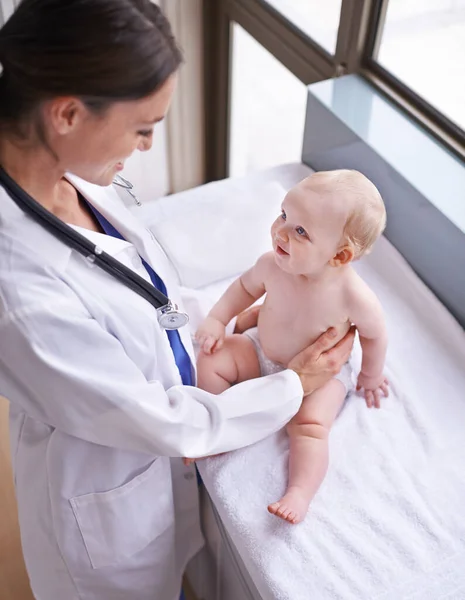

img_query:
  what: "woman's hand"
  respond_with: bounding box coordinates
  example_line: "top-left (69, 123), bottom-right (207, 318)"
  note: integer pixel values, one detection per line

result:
top-left (233, 304), bottom-right (261, 334)
top-left (196, 316), bottom-right (226, 354)
top-left (288, 326), bottom-right (356, 396)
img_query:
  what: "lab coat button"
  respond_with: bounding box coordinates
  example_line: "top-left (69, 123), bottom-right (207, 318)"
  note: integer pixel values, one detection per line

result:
top-left (184, 472), bottom-right (195, 481)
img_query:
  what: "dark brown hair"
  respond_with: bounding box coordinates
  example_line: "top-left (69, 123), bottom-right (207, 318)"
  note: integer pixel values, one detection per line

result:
top-left (0, 0), bottom-right (182, 134)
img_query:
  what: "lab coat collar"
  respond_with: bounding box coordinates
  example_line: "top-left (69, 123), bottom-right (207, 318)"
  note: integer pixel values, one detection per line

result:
top-left (67, 174), bottom-right (195, 364)
top-left (66, 174), bottom-right (175, 284)
top-left (68, 224), bottom-right (134, 257)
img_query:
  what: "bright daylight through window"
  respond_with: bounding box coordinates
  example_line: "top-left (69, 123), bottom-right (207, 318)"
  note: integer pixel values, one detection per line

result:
top-left (375, 0), bottom-right (465, 133)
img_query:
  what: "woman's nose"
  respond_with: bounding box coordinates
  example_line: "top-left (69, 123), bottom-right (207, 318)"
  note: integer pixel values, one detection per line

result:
top-left (138, 136), bottom-right (153, 152)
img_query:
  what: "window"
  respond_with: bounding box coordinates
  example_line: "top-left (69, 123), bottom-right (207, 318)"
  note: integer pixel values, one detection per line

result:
top-left (204, 0), bottom-right (465, 182)
top-left (229, 24), bottom-right (307, 177)
top-left (262, 0), bottom-right (343, 54)
top-left (373, 0), bottom-right (465, 133)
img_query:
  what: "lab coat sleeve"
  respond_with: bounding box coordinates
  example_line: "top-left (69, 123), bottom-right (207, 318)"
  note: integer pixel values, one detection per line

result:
top-left (0, 298), bottom-right (303, 457)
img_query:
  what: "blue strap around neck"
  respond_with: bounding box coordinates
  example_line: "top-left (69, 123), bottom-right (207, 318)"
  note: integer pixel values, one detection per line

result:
top-left (85, 201), bottom-right (194, 386)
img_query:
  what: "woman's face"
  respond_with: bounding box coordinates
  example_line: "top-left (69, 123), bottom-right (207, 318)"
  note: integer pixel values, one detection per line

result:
top-left (47, 74), bottom-right (177, 186)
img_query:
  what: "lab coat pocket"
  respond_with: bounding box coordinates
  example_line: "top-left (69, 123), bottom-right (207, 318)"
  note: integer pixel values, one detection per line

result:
top-left (70, 457), bottom-right (173, 569)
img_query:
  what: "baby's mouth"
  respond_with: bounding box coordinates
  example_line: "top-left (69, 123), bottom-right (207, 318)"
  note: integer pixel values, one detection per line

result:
top-left (275, 243), bottom-right (289, 256)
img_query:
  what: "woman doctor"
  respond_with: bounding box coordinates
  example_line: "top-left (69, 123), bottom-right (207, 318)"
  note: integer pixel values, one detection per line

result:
top-left (0, 1), bottom-right (354, 599)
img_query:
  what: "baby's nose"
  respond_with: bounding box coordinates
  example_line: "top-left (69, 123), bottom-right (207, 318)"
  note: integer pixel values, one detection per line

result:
top-left (275, 227), bottom-right (289, 242)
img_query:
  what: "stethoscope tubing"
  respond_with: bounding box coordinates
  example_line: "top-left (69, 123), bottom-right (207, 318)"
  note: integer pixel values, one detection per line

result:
top-left (0, 166), bottom-right (175, 317)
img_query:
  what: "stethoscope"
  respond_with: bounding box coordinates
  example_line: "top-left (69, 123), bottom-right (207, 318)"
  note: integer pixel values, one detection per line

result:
top-left (113, 173), bottom-right (142, 206)
top-left (0, 166), bottom-right (189, 330)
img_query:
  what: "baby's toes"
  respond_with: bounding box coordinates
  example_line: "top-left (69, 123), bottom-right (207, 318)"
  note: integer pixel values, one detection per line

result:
top-left (267, 501), bottom-right (296, 523)
top-left (267, 501), bottom-right (281, 516)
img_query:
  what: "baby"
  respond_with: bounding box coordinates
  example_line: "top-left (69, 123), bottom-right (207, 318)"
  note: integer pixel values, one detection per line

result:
top-left (194, 170), bottom-right (389, 524)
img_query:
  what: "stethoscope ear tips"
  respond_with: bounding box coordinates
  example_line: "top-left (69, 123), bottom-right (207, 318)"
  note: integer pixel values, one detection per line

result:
top-left (112, 174), bottom-right (141, 206)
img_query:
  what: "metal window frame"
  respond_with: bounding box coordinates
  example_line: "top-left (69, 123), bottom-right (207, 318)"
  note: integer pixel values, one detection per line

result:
top-left (203, 0), bottom-right (372, 181)
top-left (361, 0), bottom-right (465, 160)
top-left (203, 0), bottom-right (465, 182)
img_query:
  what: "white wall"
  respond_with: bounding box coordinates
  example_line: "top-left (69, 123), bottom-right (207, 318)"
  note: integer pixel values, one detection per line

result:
top-left (161, 0), bottom-right (205, 193)
top-left (114, 0), bottom-right (170, 203)
top-left (122, 0), bottom-right (205, 200)
top-left (0, 0), bottom-right (18, 23)
top-left (120, 122), bottom-right (170, 204)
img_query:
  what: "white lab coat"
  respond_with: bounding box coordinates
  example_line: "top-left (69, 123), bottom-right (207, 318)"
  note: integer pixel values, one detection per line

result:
top-left (0, 175), bottom-right (303, 600)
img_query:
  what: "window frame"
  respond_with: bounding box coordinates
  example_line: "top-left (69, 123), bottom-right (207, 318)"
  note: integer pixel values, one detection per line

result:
top-left (203, 0), bottom-right (465, 182)
top-left (361, 0), bottom-right (465, 159)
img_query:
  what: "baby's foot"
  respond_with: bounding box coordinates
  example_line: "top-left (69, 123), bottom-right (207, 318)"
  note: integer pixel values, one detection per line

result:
top-left (268, 488), bottom-right (311, 524)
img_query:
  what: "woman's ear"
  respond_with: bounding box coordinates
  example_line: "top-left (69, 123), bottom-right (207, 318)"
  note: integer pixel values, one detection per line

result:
top-left (46, 97), bottom-right (85, 135)
top-left (329, 245), bottom-right (355, 267)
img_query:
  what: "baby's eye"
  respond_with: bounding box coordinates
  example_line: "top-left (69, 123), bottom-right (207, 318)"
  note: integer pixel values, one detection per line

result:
top-left (296, 226), bottom-right (308, 237)
top-left (281, 210), bottom-right (286, 220)
top-left (138, 129), bottom-right (153, 138)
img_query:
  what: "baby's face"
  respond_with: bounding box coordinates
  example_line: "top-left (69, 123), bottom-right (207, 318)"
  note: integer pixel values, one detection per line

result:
top-left (270, 180), bottom-right (348, 276)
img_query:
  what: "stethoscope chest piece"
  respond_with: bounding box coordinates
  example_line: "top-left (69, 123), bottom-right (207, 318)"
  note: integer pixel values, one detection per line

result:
top-left (157, 303), bottom-right (189, 330)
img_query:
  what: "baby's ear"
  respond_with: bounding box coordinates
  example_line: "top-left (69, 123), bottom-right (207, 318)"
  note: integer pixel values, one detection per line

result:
top-left (329, 245), bottom-right (355, 267)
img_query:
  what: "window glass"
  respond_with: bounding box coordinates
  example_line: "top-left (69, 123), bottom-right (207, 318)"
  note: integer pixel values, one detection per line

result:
top-left (229, 24), bottom-right (307, 178)
top-left (377, 0), bottom-right (465, 131)
top-left (263, 0), bottom-right (342, 54)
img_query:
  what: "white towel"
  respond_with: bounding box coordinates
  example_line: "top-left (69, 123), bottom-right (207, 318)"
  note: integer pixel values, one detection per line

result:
top-left (136, 163), bottom-right (313, 290)
top-left (143, 180), bottom-right (287, 289)
top-left (197, 236), bottom-right (465, 600)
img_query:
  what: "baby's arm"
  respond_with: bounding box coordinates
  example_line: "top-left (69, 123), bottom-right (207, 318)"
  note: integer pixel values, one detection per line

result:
top-left (197, 253), bottom-right (271, 353)
top-left (348, 279), bottom-right (389, 408)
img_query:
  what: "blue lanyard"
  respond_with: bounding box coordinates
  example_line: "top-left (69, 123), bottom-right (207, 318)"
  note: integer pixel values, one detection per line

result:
top-left (86, 201), bottom-right (194, 386)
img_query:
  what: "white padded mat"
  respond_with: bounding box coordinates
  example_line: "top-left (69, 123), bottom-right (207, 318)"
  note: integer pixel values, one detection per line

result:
top-left (142, 164), bottom-right (465, 600)
top-left (197, 232), bottom-right (465, 600)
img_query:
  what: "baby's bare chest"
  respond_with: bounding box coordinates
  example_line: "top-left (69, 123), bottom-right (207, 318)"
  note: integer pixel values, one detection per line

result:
top-left (265, 282), bottom-right (348, 328)
top-left (258, 274), bottom-right (351, 362)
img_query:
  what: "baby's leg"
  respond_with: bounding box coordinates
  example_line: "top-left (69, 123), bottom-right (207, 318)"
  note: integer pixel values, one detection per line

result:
top-left (184, 335), bottom-right (261, 465)
top-left (268, 379), bottom-right (346, 524)
top-left (197, 333), bottom-right (261, 394)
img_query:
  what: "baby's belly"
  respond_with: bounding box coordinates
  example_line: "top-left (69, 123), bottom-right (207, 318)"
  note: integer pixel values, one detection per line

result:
top-left (257, 312), bottom-right (350, 366)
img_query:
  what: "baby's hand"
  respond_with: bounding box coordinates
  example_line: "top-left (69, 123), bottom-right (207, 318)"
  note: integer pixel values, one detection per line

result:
top-left (357, 373), bottom-right (389, 409)
top-left (196, 316), bottom-right (226, 354)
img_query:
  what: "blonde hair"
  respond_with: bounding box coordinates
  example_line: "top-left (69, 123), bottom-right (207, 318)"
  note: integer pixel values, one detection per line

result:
top-left (310, 169), bottom-right (386, 260)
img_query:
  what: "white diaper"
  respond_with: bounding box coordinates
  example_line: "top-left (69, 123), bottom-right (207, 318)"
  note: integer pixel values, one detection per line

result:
top-left (243, 327), bottom-right (355, 394)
